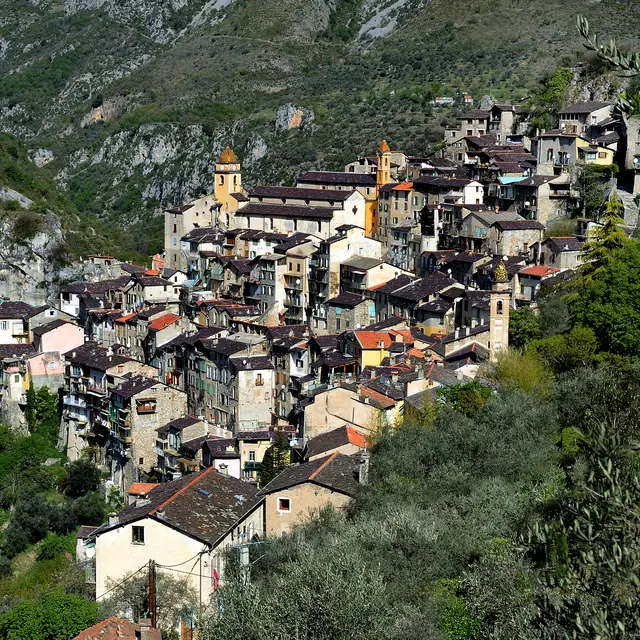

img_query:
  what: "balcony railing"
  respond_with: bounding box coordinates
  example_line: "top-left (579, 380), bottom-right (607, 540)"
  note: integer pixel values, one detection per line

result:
top-left (64, 395), bottom-right (87, 408)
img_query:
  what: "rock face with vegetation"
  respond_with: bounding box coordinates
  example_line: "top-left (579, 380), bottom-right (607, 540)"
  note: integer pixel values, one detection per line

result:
top-left (1, 0), bottom-right (640, 258)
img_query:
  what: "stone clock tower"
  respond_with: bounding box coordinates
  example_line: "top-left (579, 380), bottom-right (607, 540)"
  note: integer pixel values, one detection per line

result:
top-left (489, 260), bottom-right (511, 362)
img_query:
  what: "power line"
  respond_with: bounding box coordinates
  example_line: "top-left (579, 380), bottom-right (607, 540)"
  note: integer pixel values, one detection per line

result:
top-left (96, 563), bottom-right (148, 600)
top-left (156, 550), bottom-right (205, 569)
top-left (157, 565), bottom-right (211, 580)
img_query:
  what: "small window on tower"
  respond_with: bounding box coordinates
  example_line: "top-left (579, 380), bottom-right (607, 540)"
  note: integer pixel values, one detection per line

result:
top-left (497, 300), bottom-right (503, 315)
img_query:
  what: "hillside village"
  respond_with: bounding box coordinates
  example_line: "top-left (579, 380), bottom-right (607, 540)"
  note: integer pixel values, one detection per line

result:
top-left (0, 95), bottom-right (636, 637)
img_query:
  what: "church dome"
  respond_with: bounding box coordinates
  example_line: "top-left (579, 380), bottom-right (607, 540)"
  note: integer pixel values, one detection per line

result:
top-left (378, 139), bottom-right (390, 152)
top-left (218, 147), bottom-right (238, 163)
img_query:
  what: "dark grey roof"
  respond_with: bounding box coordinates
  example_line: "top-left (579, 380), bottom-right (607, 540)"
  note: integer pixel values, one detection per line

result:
top-left (274, 233), bottom-right (314, 252)
top-left (137, 305), bottom-right (167, 320)
top-left (111, 375), bottom-right (158, 399)
top-left (370, 274), bottom-right (417, 295)
top-left (417, 298), bottom-right (453, 314)
top-left (237, 430), bottom-right (272, 441)
top-left (515, 175), bottom-right (557, 187)
top-left (494, 219), bottom-right (545, 230)
top-left (267, 325), bottom-right (307, 340)
top-left (298, 172), bottom-right (376, 186)
top-left (238, 203), bottom-right (336, 220)
top-left (560, 101), bottom-right (610, 114)
top-left (32, 319), bottom-right (73, 336)
top-left (258, 453), bottom-right (360, 497)
top-left (443, 324), bottom-right (489, 344)
top-left (341, 256), bottom-right (383, 270)
top-left (546, 236), bottom-right (584, 252)
top-left (230, 355), bottom-right (274, 371)
top-left (181, 435), bottom-right (209, 454)
top-left (362, 316), bottom-right (406, 331)
top-left (93, 467), bottom-right (261, 546)
top-left (249, 186), bottom-right (355, 202)
top-left (157, 415), bottom-right (202, 435)
top-left (63, 342), bottom-right (132, 370)
top-left (199, 337), bottom-right (248, 357)
top-left (389, 272), bottom-right (457, 302)
top-left (305, 425), bottom-right (353, 459)
top-left (205, 438), bottom-right (239, 459)
top-left (326, 292), bottom-right (366, 307)
top-left (0, 343), bottom-right (36, 359)
top-left (0, 301), bottom-right (43, 319)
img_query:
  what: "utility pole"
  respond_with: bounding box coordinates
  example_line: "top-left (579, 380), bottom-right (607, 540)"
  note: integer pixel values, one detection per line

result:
top-left (148, 559), bottom-right (157, 629)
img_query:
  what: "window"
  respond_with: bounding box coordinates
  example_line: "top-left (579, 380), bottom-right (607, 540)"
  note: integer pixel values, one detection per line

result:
top-left (13, 375), bottom-right (19, 383)
top-left (297, 263), bottom-right (301, 272)
top-left (139, 457), bottom-right (144, 465)
top-left (132, 526), bottom-right (145, 544)
top-left (0, 321), bottom-right (8, 331)
top-left (496, 300), bottom-right (503, 315)
top-left (277, 497), bottom-right (291, 513)
top-left (255, 374), bottom-right (263, 386)
top-left (598, 152), bottom-right (607, 159)
top-left (336, 318), bottom-right (341, 330)
top-left (173, 224), bottom-right (177, 233)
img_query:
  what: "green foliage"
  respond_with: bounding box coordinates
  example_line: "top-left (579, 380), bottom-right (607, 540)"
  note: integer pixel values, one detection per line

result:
top-left (61, 460), bottom-right (101, 498)
top-left (436, 381), bottom-right (492, 417)
top-left (258, 431), bottom-right (291, 487)
top-left (37, 533), bottom-right (74, 561)
top-left (431, 578), bottom-right (480, 640)
top-left (0, 589), bottom-right (100, 640)
top-left (5, 491), bottom-right (50, 557)
top-left (571, 240), bottom-right (640, 355)
top-left (573, 164), bottom-right (618, 219)
top-left (12, 210), bottom-right (43, 243)
top-left (34, 386), bottom-right (60, 443)
top-left (530, 67), bottom-right (573, 130)
top-left (487, 349), bottom-right (552, 395)
top-left (509, 307), bottom-right (542, 350)
top-left (102, 570), bottom-right (198, 638)
top-left (528, 326), bottom-right (598, 374)
top-left (25, 379), bottom-right (37, 433)
top-left (324, 0), bottom-right (363, 42)
top-left (537, 295), bottom-right (570, 337)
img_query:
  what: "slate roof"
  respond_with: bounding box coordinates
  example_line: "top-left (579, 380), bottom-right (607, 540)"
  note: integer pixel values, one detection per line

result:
top-left (230, 355), bottom-right (275, 371)
top-left (92, 467), bottom-right (262, 547)
top-left (274, 233), bottom-right (314, 252)
top-left (136, 305), bottom-right (167, 320)
top-left (515, 175), bottom-right (558, 187)
top-left (369, 274), bottom-right (417, 294)
top-left (157, 415), bottom-right (202, 435)
top-left (267, 325), bottom-right (308, 340)
top-left (63, 342), bottom-right (131, 370)
top-left (111, 375), bottom-right (158, 399)
top-left (362, 316), bottom-right (406, 331)
top-left (199, 337), bottom-right (248, 357)
top-left (326, 292), bottom-right (366, 307)
top-left (341, 256), bottom-right (383, 270)
top-left (546, 236), bottom-right (584, 252)
top-left (60, 276), bottom-right (131, 295)
top-left (238, 203), bottom-right (336, 220)
top-left (249, 185), bottom-right (355, 202)
top-left (237, 430), bottom-right (272, 441)
top-left (462, 210), bottom-right (523, 226)
top-left (76, 525), bottom-right (98, 540)
top-left (414, 176), bottom-right (473, 188)
top-left (0, 301), bottom-right (44, 319)
top-left (258, 452), bottom-right (360, 497)
top-left (305, 425), bottom-right (367, 459)
top-left (31, 318), bottom-right (73, 336)
top-left (389, 272), bottom-right (457, 302)
top-left (494, 219), bottom-right (545, 230)
top-left (298, 171), bottom-right (376, 186)
top-left (560, 101), bottom-right (610, 114)
top-left (417, 298), bottom-right (453, 314)
top-left (205, 438), bottom-right (239, 459)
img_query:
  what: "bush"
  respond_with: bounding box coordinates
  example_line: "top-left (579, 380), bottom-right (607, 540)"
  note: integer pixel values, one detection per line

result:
top-left (61, 460), bottom-right (101, 498)
top-left (0, 555), bottom-right (11, 578)
top-left (37, 534), bottom-right (73, 561)
top-left (72, 492), bottom-right (106, 527)
top-left (12, 210), bottom-right (43, 242)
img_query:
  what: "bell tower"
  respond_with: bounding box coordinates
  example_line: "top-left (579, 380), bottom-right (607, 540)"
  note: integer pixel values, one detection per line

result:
top-left (489, 260), bottom-right (510, 362)
top-left (214, 147), bottom-right (242, 227)
top-left (376, 139), bottom-right (391, 187)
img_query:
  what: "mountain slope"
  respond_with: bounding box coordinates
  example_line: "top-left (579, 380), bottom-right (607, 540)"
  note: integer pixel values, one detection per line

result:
top-left (0, 0), bottom-right (639, 257)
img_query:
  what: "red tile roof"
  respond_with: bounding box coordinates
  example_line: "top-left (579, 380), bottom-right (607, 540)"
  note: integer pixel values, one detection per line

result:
top-left (72, 617), bottom-right (160, 640)
top-left (360, 387), bottom-right (396, 410)
top-left (407, 347), bottom-right (426, 359)
top-left (115, 313), bottom-right (137, 324)
top-left (392, 182), bottom-right (414, 191)
top-left (127, 482), bottom-right (159, 496)
top-left (147, 313), bottom-right (181, 331)
top-left (519, 265), bottom-right (560, 278)
top-left (346, 426), bottom-right (368, 448)
top-left (354, 331), bottom-right (394, 350)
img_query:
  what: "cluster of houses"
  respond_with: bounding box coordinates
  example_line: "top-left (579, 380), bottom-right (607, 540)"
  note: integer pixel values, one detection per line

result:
top-left (5, 97), bottom-right (639, 638)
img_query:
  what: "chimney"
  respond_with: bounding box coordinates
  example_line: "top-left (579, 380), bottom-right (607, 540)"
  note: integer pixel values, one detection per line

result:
top-left (108, 512), bottom-right (119, 526)
top-left (392, 372), bottom-right (399, 384)
top-left (465, 326), bottom-right (470, 336)
top-left (358, 449), bottom-right (370, 486)
top-left (138, 619), bottom-right (161, 640)
top-left (156, 507), bottom-right (165, 519)
top-left (454, 328), bottom-right (459, 339)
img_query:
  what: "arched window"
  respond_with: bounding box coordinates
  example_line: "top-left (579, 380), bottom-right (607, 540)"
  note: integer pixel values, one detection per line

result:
top-left (219, 175), bottom-right (224, 185)
top-left (497, 300), bottom-right (503, 315)
top-left (547, 148), bottom-right (553, 162)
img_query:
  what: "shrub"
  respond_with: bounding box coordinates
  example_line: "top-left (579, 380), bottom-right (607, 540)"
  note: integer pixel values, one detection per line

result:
top-left (61, 460), bottom-right (101, 498)
top-left (12, 210), bottom-right (43, 242)
top-left (37, 534), bottom-right (73, 561)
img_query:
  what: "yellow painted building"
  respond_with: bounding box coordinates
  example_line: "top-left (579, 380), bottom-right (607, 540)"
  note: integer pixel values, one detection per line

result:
top-left (214, 147), bottom-right (243, 227)
top-left (577, 138), bottom-right (614, 165)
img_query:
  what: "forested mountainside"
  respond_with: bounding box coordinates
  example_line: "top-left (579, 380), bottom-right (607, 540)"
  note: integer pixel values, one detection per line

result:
top-left (0, 0), bottom-right (639, 257)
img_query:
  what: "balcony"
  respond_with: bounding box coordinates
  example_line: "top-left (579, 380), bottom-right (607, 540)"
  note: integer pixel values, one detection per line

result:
top-left (284, 278), bottom-right (303, 291)
top-left (153, 445), bottom-right (166, 457)
top-left (285, 298), bottom-right (303, 308)
top-left (64, 395), bottom-right (87, 409)
top-left (86, 380), bottom-right (106, 395)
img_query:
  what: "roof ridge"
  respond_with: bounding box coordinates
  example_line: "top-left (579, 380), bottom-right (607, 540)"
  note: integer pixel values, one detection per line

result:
top-left (309, 452), bottom-right (338, 480)
top-left (150, 466), bottom-right (215, 514)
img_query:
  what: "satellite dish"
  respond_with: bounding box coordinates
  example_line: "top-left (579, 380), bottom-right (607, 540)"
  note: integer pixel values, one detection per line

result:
top-left (447, 268), bottom-right (452, 275)
top-left (502, 255), bottom-right (508, 262)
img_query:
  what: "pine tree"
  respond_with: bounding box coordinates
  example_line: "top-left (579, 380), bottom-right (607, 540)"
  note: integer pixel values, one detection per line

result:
top-left (578, 193), bottom-right (628, 284)
top-left (24, 379), bottom-right (36, 433)
top-left (258, 431), bottom-right (291, 487)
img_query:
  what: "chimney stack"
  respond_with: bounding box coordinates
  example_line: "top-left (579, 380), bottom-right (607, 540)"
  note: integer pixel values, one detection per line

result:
top-left (358, 449), bottom-right (370, 486)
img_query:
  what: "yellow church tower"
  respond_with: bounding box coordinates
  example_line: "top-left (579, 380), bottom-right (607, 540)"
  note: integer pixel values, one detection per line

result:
top-left (369, 139), bottom-right (392, 236)
top-left (214, 147), bottom-right (242, 227)
top-left (489, 260), bottom-right (511, 362)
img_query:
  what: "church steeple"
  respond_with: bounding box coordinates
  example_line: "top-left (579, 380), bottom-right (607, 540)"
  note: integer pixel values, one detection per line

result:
top-left (214, 146), bottom-right (242, 226)
top-left (489, 259), bottom-right (511, 362)
top-left (376, 139), bottom-right (391, 187)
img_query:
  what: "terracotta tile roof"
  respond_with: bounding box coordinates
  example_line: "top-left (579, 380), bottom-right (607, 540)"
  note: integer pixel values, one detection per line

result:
top-left (147, 313), bottom-right (181, 332)
top-left (392, 182), bottom-right (414, 191)
top-left (407, 347), bottom-right (426, 359)
top-left (115, 313), bottom-right (137, 324)
top-left (360, 386), bottom-right (396, 409)
top-left (519, 265), bottom-right (560, 278)
top-left (127, 482), bottom-right (159, 496)
top-left (354, 331), bottom-right (393, 350)
top-left (305, 425), bottom-right (368, 459)
top-left (72, 617), bottom-right (160, 640)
